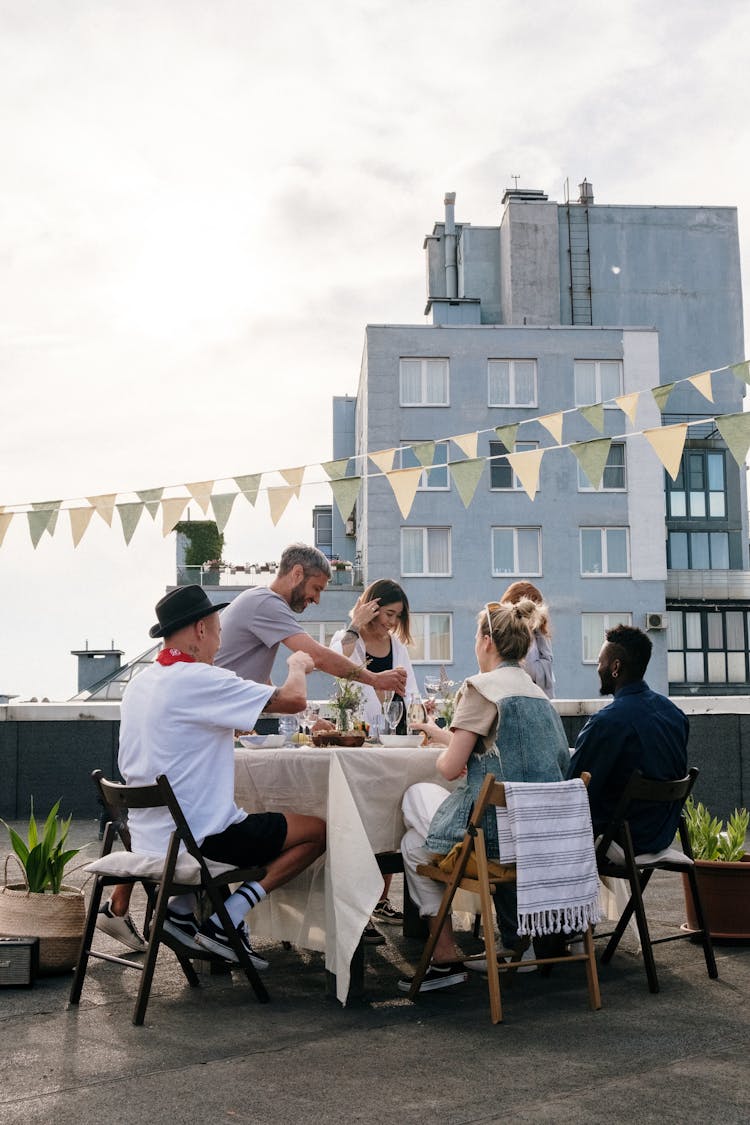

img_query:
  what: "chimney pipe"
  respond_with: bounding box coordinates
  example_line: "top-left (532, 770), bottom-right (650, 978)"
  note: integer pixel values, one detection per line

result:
top-left (444, 192), bottom-right (457, 299)
top-left (578, 179), bottom-right (594, 205)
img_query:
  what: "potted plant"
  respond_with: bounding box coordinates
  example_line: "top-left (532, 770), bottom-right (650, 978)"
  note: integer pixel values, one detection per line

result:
top-left (330, 675), bottom-right (363, 732)
top-left (682, 797), bottom-right (750, 940)
top-left (0, 800), bottom-right (87, 973)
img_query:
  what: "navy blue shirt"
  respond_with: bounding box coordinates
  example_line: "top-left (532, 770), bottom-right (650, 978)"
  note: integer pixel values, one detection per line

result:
top-left (567, 680), bottom-right (689, 853)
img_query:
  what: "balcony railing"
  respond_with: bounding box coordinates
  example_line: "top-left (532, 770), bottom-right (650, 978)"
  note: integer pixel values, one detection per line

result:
top-left (666, 570), bottom-right (750, 600)
top-left (176, 563), bottom-right (363, 589)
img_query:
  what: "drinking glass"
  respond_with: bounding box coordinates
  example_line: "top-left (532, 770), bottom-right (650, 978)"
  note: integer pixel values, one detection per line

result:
top-left (278, 715), bottom-right (299, 747)
top-left (423, 675), bottom-right (440, 699)
top-left (406, 695), bottom-right (426, 730)
top-left (378, 689), bottom-right (395, 710)
top-left (385, 700), bottom-right (403, 734)
top-left (302, 703), bottom-right (319, 735)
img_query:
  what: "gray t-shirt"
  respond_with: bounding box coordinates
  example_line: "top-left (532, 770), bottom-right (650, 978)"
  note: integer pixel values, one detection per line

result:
top-left (215, 587), bottom-right (302, 683)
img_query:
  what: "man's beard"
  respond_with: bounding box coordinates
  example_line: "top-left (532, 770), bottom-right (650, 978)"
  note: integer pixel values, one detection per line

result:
top-left (289, 580), bottom-right (308, 613)
top-left (599, 673), bottom-right (614, 696)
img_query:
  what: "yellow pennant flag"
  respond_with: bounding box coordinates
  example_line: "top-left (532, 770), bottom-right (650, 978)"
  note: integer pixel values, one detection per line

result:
top-left (69, 506), bottom-right (95, 548)
top-left (643, 423), bottom-right (688, 480)
top-left (451, 458), bottom-right (485, 508)
top-left (369, 448), bottom-right (396, 474)
top-left (117, 502), bottom-right (144, 545)
top-left (385, 466), bottom-right (423, 518)
top-left (161, 496), bottom-right (189, 535)
top-left (87, 493), bottom-right (117, 526)
top-left (330, 477), bottom-right (362, 522)
top-left (0, 511), bottom-right (13, 548)
top-left (234, 474), bottom-right (261, 506)
top-left (651, 382), bottom-right (676, 413)
top-left (688, 370), bottom-right (714, 403)
top-left (210, 493), bottom-right (237, 533)
top-left (280, 466), bottom-right (305, 498)
top-left (267, 485), bottom-right (295, 526)
top-left (506, 448), bottom-right (544, 500)
top-left (615, 392), bottom-right (640, 425)
top-left (716, 412), bottom-right (750, 466)
top-left (452, 432), bottom-right (478, 459)
top-left (570, 438), bottom-right (612, 491)
top-left (186, 481), bottom-right (214, 514)
top-left (537, 412), bottom-right (564, 445)
top-left (579, 403), bottom-right (604, 433)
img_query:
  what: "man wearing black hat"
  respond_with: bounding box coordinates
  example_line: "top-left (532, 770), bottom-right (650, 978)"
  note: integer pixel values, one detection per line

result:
top-left (98, 585), bottom-right (326, 967)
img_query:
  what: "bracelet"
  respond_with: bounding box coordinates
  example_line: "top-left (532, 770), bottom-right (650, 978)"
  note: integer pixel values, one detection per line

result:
top-left (345, 626), bottom-right (360, 638)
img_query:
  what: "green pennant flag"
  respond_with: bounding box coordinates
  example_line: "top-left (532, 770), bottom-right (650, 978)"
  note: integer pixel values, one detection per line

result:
top-left (234, 474), bottom-right (261, 506)
top-left (730, 360), bottom-right (750, 384)
top-left (136, 488), bottom-right (164, 521)
top-left (320, 458), bottom-right (350, 481)
top-left (450, 458), bottom-right (485, 508)
top-left (211, 492), bottom-right (237, 533)
top-left (570, 438), bottom-right (612, 490)
top-left (652, 382), bottom-right (676, 412)
top-left (117, 502), bottom-right (144, 545)
top-left (716, 412), bottom-right (750, 466)
top-left (411, 441), bottom-right (436, 468)
top-left (494, 424), bottom-right (518, 453)
top-left (32, 499), bottom-right (61, 536)
top-left (28, 508), bottom-right (55, 548)
top-left (579, 403), bottom-right (605, 433)
top-left (330, 476), bottom-right (361, 522)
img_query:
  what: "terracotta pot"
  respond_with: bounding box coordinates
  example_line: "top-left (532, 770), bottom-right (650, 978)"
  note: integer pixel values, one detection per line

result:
top-left (682, 855), bottom-right (750, 940)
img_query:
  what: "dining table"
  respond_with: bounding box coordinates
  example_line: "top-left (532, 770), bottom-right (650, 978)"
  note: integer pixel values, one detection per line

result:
top-left (233, 743), bottom-right (451, 1003)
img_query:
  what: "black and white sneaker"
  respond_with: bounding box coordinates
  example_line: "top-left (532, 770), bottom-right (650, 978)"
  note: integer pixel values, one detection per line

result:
top-left (96, 901), bottom-right (147, 952)
top-left (372, 899), bottom-right (403, 924)
top-left (362, 921), bottom-right (386, 945)
top-left (195, 917), bottom-right (270, 970)
top-left (397, 961), bottom-right (468, 993)
top-left (162, 907), bottom-right (202, 953)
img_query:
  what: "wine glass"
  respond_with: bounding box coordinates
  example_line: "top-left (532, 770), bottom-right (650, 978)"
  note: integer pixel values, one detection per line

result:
top-left (423, 675), bottom-right (440, 699)
top-left (302, 702), bottom-right (320, 735)
top-left (385, 700), bottom-right (403, 734)
top-left (406, 695), bottom-right (426, 731)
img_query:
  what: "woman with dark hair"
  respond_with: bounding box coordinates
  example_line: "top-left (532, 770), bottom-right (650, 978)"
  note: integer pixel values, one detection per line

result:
top-left (501, 580), bottom-right (555, 698)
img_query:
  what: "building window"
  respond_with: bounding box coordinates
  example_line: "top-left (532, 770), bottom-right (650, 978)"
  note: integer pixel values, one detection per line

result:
top-left (407, 613), bottom-right (453, 663)
top-left (574, 360), bottom-right (622, 406)
top-left (581, 612), bottom-right (633, 663)
top-left (303, 621), bottom-right (347, 646)
top-left (312, 506), bottom-right (333, 555)
top-left (487, 359), bottom-right (537, 407)
top-left (399, 358), bottom-right (449, 406)
top-left (401, 527), bottom-right (451, 576)
top-left (667, 450), bottom-right (726, 518)
top-left (489, 441), bottom-right (537, 490)
top-left (399, 439), bottom-right (450, 490)
top-left (580, 527), bottom-right (629, 575)
top-left (491, 527), bottom-right (541, 576)
top-left (578, 442), bottom-right (626, 491)
top-left (668, 531), bottom-right (730, 570)
top-left (668, 608), bottom-right (750, 686)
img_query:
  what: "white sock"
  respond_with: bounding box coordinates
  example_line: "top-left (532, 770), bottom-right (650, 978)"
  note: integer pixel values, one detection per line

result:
top-left (211, 882), bottom-right (267, 929)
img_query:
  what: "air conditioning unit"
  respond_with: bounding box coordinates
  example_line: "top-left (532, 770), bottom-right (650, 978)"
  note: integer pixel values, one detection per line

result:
top-left (644, 612), bottom-right (667, 631)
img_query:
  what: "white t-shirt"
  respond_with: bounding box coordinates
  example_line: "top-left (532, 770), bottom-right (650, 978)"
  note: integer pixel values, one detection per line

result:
top-left (118, 660), bottom-right (274, 854)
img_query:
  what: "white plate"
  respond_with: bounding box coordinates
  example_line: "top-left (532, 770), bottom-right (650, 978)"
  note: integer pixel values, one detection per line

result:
top-left (238, 734), bottom-right (285, 749)
top-left (379, 734), bottom-right (424, 748)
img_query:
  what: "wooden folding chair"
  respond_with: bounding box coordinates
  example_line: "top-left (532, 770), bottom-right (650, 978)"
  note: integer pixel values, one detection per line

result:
top-left (595, 766), bottom-right (718, 993)
top-left (409, 773), bottom-right (600, 1024)
top-left (70, 770), bottom-right (269, 1025)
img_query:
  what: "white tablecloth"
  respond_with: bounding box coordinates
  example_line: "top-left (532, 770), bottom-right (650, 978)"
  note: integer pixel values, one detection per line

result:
top-left (234, 746), bottom-right (449, 1003)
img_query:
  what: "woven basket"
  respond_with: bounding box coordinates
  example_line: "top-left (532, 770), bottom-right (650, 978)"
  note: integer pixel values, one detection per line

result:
top-left (0, 882), bottom-right (86, 974)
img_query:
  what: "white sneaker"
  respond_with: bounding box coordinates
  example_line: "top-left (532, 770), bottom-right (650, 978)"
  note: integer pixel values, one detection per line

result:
top-left (465, 944), bottom-right (537, 974)
top-left (96, 901), bottom-right (147, 952)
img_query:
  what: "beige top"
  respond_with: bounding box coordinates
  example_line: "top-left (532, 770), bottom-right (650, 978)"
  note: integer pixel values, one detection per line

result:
top-left (451, 662), bottom-right (549, 754)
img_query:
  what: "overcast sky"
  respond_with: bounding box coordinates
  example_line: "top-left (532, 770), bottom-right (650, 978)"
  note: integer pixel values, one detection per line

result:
top-left (2, 0), bottom-right (750, 701)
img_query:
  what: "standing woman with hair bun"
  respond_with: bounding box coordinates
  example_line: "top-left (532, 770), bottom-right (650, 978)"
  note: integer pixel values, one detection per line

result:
top-left (501, 581), bottom-right (554, 698)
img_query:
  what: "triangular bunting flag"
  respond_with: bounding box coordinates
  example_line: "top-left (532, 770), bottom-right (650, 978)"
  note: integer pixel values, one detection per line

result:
top-left (451, 458), bottom-right (485, 508)
top-left (320, 458), bottom-right (350, 481)
top-left (452, 432), bottom-right (478, 459)
top-left (688, 370), bottom-right (714, 403)
top-left (506, 448), bottom-right (544, 500)
top-left (87, 493), bottom-right (117, 526)
top-left (651, 382), bottom-right (676, 413)
top-left (186, 480), bottom-right (214, 514)
top-left (161, 496), bottom-right (189, 535)
top-left (69, 506), bottom-right (95, 548)
top-left (234, 474), bottom-right (261, 506)
top-left (117, 502), bottom-right (144, 545)
top-left (369, 448), bottom-right (396, 474)
top-left (32, 500), bottom-right (61, 536)
top-left (280, 466), bottom-right (305, 498)
top-left (0, 511), bottom-right (13, 548)
top-left (494, 424), bottom-right (519, 453)
top-left (267, 485), bottom-right (295, 526)
top-left (330, 476), bottom-right (362, 522)
top-left (615, 392), bottom-right (640, 425)
top-left (136, 487), bottom-right (164, 520)
top-left (211, 493), bottom-right (237, 533)
top-left (731, 360), bottom-right (750, 384)
top-left (579, 403), bottom-right (605, 433)
top-left (570, 438), bottom-right (613, 490)
top-left (28, 509), bottom-right (55, 548)
top-left (385, 466), bottom-right (423, 518)
top-left (411, 441), bottom-right (436, 468)
top-left (716, 412), bottom-right (750, 466)
top-left (537, 412), bottom-right (564, 445)
top-left (643, 423), bottom-right (688, 480)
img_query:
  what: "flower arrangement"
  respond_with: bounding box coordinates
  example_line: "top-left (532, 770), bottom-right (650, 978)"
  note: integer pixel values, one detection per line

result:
top-left (330, 672), bottom-right (364, 731)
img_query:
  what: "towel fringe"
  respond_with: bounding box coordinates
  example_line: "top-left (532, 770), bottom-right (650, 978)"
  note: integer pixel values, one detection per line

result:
top-left (517, 900), bottom-right (601, 938)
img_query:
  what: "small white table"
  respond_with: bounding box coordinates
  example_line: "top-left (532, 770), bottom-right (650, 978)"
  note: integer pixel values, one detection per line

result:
top-left (234, 745), bottom-right (448, 1003)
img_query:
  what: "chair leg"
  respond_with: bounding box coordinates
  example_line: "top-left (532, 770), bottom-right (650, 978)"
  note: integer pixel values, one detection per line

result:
top-left (683, 866), bottom-right (718, 980)
top-left (69, 878), bottom-right (107, 1005)
top-left (204, 886), bottom-right (270, 1004)
top-left (407, 868), bottom-right (463, 1001)
top-left (133, 882), bottom-right (172, 1026)
top-left (476, 864), bottom-right (503, 1024)
top-left (625, 869), bottom-right (660, 993)
top-left (582, 926), bottom-right (602, 1011)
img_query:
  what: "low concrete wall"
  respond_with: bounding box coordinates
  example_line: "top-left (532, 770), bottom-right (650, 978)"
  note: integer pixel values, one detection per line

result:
top-left (1, 698), bottom-right (748, 820)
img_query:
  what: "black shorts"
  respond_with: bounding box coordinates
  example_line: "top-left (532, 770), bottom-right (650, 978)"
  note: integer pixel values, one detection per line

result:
top-left (201, 812), bottom-right (288, 867)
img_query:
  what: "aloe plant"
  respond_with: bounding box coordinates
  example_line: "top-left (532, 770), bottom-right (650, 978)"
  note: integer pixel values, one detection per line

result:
top-left (683, 797), bottom-right (749, 862)
top-left (1, 799), bottom-right (81, 893)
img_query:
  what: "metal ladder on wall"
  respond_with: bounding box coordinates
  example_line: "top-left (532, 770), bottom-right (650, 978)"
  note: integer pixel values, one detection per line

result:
top-left (566, 204), bottom-right (592, 325)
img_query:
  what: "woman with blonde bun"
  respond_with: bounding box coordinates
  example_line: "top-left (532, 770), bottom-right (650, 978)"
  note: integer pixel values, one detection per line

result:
top-left (501, 581), bottom-right (554, 698)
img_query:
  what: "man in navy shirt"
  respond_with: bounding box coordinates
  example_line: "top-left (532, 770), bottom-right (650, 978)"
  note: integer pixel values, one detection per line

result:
top-left (568, 624), bottom-right (688, 853)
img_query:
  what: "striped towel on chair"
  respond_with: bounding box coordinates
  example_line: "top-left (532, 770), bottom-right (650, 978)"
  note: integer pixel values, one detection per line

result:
top-left (496, 779), bottom-right (601, 937)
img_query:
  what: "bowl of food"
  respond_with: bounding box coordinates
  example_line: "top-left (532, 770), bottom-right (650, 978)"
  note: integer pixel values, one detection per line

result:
top-left (311, 731), bottom-right (366, 748)
top-left (238, 734), bottom-right (285, 749)
top-left (379, 733), bottom-right (425, 748)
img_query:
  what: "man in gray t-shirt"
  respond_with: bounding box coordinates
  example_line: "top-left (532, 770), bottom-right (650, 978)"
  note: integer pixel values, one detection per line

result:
top-left (216, 543), bottom-right (406, 697)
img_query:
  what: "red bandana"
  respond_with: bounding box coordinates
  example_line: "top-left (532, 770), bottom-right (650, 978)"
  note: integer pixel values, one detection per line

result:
top-left (156, 648), bottom-right (196, 666)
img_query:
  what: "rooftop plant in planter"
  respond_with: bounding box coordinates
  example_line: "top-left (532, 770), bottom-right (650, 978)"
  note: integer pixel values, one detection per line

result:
top-left (682, 797), bottom-right (750, 941)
